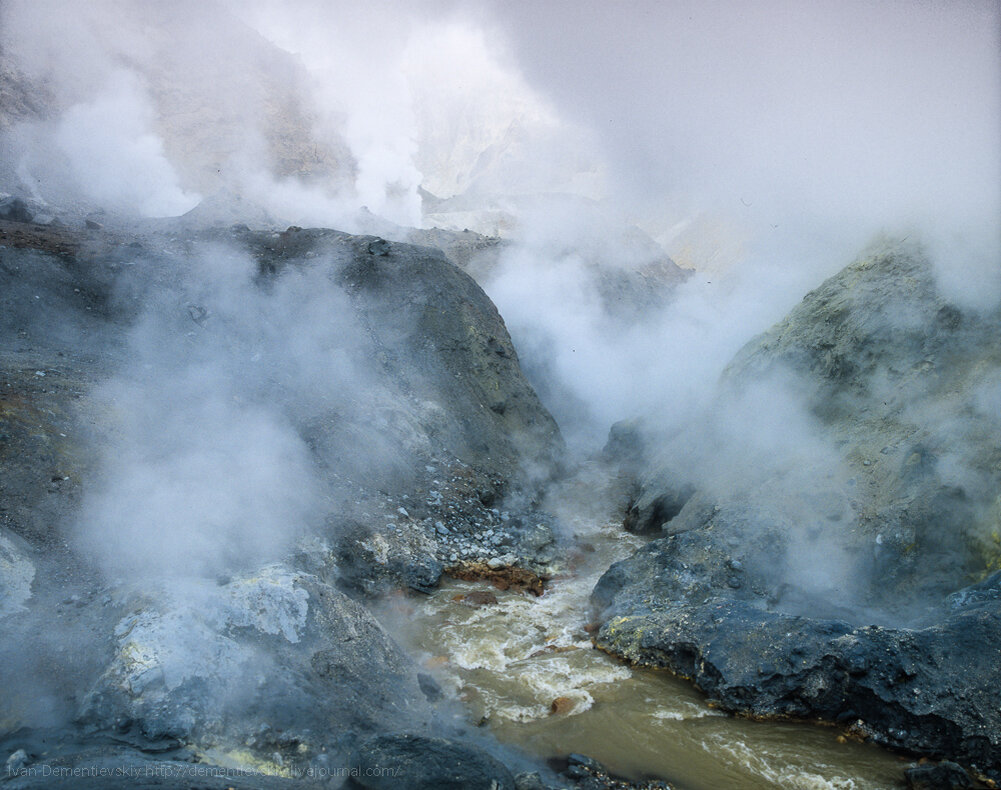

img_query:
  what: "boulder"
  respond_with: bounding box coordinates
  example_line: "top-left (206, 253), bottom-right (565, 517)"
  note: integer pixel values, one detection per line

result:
top-left (0, 195), bottom-right (34, 224)
top-left (594, 537), bottom-right (1001, 777)
top-left (720, 240), bottom-right (1001, 601)
top-left (346, 733), bottom-right (515, 790)
top-left (0, 221), bottom-right (562, 779)
top-left (595, 240), bottom-right (1001, 778)
top-left (0, 530), bottom-right (34, 619)
top-left (905, 761), bottom-right (975, 789)
top-left (81, 566), bottom-right (436, 765)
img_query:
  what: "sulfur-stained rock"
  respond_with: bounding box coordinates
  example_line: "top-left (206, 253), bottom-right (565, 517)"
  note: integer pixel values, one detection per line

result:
top-left (595, 240), bottom-right (1001, 779)
top-left (82, 565), bottom-right (435, 765)
top-left (0, 219), bottom-right (561, 781)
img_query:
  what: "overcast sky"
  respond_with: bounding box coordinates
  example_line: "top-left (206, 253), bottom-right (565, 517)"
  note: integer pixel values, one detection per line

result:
top-left (471, 2), bottom-right (999, 233)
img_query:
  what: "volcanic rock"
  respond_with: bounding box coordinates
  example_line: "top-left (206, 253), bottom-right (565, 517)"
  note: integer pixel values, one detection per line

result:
top-left (346, 733), bottom-right (515, 790)
top-left (0, 221), bottom-right (563, 779)
top-left (594, 240), bottom-right (1001, 778)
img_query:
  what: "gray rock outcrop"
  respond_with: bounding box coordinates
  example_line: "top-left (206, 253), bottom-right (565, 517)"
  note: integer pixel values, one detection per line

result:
top-left (595, 240), bottom-right (1001, 779)
top-left (0, 219), bottom-right (564, 781)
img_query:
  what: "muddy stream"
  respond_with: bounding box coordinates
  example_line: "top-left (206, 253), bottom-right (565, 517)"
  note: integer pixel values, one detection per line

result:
top-left (389, 519), bottom-right (910, 789)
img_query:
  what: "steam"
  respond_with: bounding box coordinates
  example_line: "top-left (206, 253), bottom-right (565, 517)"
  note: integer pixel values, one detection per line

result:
top-left (2, 1), bottom-right (996, 245)
top-left (238, 0), bottom-right (599, 226)
top-left (74, 244), bottom-right (380, 583)
top-left (1, 0), bottom-right (603, 227)
top-left (475, 0), bottom-right (999, 449)
top-left (0, 0), bottom-right (996, 623)
top-left (482, 197), bottom-right (854, 451)
top-left (237, 0), bottom-right (424, 226)
top-left (45, 71), bottom-right (200, 216)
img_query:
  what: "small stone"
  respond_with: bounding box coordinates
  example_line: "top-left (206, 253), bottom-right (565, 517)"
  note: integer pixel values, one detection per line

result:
top-left (397, 507), bottom-right (409, 518)
top-left (565, 753), bottom-right (606, 780)
top-left (514, 771), bottom-right (547, 790)
top-left (454, 590), bottom-right (498, 607)
top-left (904, 760), bottom-right (973, 790)
top-left (549, 696), bottom-right (575, 715)
top-left (5, 750), bottom-right (28, 773)
top-left (435, 521), bottom-right (449, 535)
top-left (368, 238), bottom-right (391, 256)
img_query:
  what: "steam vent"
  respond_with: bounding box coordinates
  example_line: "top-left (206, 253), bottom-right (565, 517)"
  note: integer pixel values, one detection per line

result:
top-left (1, 2), bottom-right (999, 789)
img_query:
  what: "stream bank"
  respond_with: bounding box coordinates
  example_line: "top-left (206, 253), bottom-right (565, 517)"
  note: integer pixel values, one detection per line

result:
top-left (388, 513), bottom-right (912, 790)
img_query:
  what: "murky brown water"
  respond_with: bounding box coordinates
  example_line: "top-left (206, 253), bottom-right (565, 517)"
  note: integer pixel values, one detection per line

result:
top-left (392, 521), bottom-right (910, 789)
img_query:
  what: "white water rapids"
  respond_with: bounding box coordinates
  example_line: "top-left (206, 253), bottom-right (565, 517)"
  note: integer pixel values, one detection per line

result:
top-left (384, 516), bottom-right (909, 789)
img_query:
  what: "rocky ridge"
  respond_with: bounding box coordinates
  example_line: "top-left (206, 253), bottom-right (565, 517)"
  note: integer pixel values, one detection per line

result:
top-left (594, 240), bottom-right (1001, 781)
top-left (0, 214), bottom-right (577, 787)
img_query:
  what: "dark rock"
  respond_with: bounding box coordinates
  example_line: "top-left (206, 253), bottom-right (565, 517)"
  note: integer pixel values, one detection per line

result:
top-left (0, 196), bottom-right (34, 223)
top-left (417, 672), bottom-right (443, 702)
top-left (514, 771), bottom-right (548, 790)
top-left (271, 227), bottom-right (565, 490)
top-left (565, 753), bottom-right (607, 780)
top-left (593, 523), bottom-right (1001, 779)
top-left (346, 733), bottom-right (515, 790)
top-left (601, 419), bottom-right (647, 466)
top-left (0, 222), bottom-right (559, 780)
top-left (552, 752), bottom-right (674, 789)
top-left (905, 761), bottom-right (974, 789)
top-left (622, 486), bottom-right (693, 535)
top-left (331, 517), bottom-right (440, 597)
top-left (367, 237), bottom-right (391, 256)
top-left (595, 241), bottom-right (1001, 779)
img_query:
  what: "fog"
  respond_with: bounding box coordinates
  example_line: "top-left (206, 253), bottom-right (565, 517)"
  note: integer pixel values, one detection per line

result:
top-left (475, 0), bottom-right (1000, 437)
top-left (4, 0), bottom-right (996, 260)
top-left (75, 245), bottom-right (339, 582)
top-left (1, 0), bottom-right (998, 642)
top-left (491, 1), bottom-right (1000, 228)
